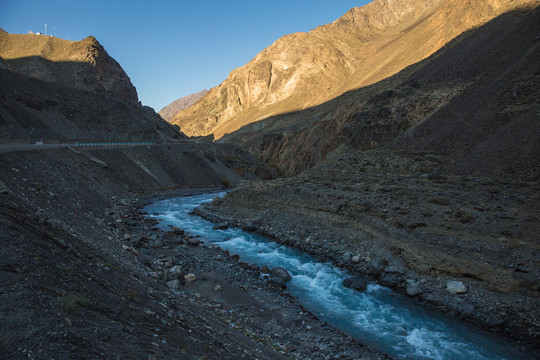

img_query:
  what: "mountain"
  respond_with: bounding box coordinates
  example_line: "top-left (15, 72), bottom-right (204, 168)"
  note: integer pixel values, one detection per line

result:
top-left (0, 30), bottom-right (181, 141)
top-left (225, 1), bottom-right (539, 179)
top-left (158, 89), bottom-right (208, 121)
top-left (171, 0), bottom-right (534, 140)
top-left (194, 6), bottom-right (540, 349)
top-left (0, 29), bottom-right (138, 104)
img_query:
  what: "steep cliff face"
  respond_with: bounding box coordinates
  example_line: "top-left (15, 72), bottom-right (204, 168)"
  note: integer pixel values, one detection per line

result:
top-left (0, 31), bottom-right (138, 104)
top-left (172, 0), bottom-right (531, 140)
top-left (158, 89), bottom-right (208, 121)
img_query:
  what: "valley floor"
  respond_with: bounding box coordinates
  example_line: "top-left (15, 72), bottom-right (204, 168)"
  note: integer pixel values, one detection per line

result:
top-left (196, 148), bottom-right (540, 355)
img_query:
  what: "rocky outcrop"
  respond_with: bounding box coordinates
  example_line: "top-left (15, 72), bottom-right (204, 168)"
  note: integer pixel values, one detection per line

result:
top-left (172, 0), bottom-right (535, 140)
top-left (0, 30), bottom-right (138, 104)
top-left (159, 89), bottom-right (208, 121)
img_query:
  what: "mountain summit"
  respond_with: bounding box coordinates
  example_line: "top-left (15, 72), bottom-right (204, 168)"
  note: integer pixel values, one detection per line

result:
top-left (171, 0), bottom-right (534, 139)
top-left (0, 30), bottom-right (138, 104)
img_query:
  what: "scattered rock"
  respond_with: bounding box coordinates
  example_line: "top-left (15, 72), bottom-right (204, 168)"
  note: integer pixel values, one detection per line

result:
top-left (406, 283), bottom-right (422, 297)
top-left (269, 267), bottom-right (292, 282)
top-left (167, 279), bottom-right (181, 291)
top-left (351, 255), bottom-right (361, 263)
top-left (342, 277), bottom-right (368, 292)
top-left (213, 284), bottom-right (222, 292)
top-left (212, 223), bottom-right (229, 230)
top-left (171, 226), bottom-right (184, 235)
top-left (169, 265), bottom-right (182, 279)
top-left (342, 252), bottom-right (351, 262)
top-left (379, 274), bottom-right (400, 288)
top-left (446, 281), bottom-right (467, 294)
top-left (187, 238), bottom-right (202, 246)
top-left (268, 277), bottom-right (286, 290)
top-left (184, 273), bottom-right (197, 283)
top-left (369, 258), bottom-right (388, 276)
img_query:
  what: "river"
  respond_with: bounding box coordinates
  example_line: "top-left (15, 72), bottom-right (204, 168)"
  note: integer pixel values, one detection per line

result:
top-left (143, 192), bottom-right (531, 360)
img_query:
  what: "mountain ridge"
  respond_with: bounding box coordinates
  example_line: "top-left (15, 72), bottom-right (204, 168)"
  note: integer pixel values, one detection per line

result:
top-left (0, 30), bottom-right (138, 104)
top-left (171, 0), bottom-right (534, 140)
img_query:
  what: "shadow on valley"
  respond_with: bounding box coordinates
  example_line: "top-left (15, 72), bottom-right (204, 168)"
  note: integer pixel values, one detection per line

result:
top-left (221, 7), bottom-right (540, 181)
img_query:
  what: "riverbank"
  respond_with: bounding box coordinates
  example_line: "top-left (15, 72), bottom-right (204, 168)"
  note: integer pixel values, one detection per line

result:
top-left (0, 144), bottom-right (295, 360)
top-left (193, 148), bottom-right (540, 355)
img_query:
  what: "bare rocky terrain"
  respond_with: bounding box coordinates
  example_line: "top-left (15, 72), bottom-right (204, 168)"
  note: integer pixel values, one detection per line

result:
top-left (2, 0), bottom-right (539, 359)
top-left (190, 3), bottom-right (540, 357)
top-left (159, 90), bottom-right (208, 122)
top-left (172, 0), bottom-right (536, 140)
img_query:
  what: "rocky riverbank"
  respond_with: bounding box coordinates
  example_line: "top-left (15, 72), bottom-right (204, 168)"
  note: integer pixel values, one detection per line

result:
top-left (116, 192), bottom-right (390, 359)
top-left (194, 148), bottom-right (540, 355)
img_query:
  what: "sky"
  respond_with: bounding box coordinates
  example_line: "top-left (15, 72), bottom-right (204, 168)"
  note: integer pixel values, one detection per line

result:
top-left (1, 0), bottom-right (370, 111)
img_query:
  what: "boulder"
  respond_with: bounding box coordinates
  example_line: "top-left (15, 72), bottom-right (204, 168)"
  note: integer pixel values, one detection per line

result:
top-left (171, 226), bottom-right (184, 235)
top-left (446, 281), bottom-right (467, 294)
top-left (269, 267), bottom-right (292, 282)
top-left (167, 279), bottom-right (181, 291)
top-left (351, 255), bottom-right (361, 263)
top-left (379, 275), bottom-right (400, 288)
top-left (169, 265), bottom-right (182, 279)
top-left (213, 284), bottom-right (223, 292)
top-left (268, 277), bottom-right (287, 290)
top-left (369, 258), bottom-right (388, 276)
top-left (184, 273), bottom-right (197, 283)
top-left (212, 223), bottom-right (229, 230)
top-left (342, 252), bottom-right (352, 262)
top-left (342, 277), bottom-right (368, 292)
top-left (406, 283), bottom-right (422, 297)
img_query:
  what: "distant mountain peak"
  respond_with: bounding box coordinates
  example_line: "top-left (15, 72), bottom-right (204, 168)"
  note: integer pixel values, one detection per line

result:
top-left (159, 89), bottom-right (209, 121)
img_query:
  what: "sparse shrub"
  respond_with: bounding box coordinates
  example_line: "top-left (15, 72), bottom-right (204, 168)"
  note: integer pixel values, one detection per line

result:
top-left (429, 197), bottom-right (450, 205)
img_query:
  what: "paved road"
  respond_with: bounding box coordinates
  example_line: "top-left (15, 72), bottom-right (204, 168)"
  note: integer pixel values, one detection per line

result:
top-left (0, 141), bottom-right (197, 154)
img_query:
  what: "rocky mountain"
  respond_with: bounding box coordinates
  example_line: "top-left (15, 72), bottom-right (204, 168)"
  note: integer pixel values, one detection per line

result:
top-left (171, 0), bottom-right (533, 140)
top-left (0, 29), bottom-right (138, 104)
top-left (196, 4), bottom-right (540, 351)
top-left (222, 0), bottom-right (540, 179)
top-left (159, 89), bottom-right (208, 121)
top-left (0, 30), bottom-right (182, 141)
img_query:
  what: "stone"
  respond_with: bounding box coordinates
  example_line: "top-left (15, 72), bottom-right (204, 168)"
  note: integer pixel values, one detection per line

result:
top-left (213, 284), bottom-right (222, 292)
top-left (184, 273), bottom-right (197, 283)
top-left (406, 283), bottom-right (422, 297)
top-left (446, 281), bottom-right (467, 294)
top-left (269, 267), bottom-right (292, 282)
top-left (351, 255), bottom-right (361, 263)
top-left (268, 277), bottom-right (287, 290)
top-left (167, 279), bottom-right (181, 290)
top-left (379, 275), bottom-right (400, 288)
top-left (342, 252), bottom-right (351, 262)
top-left (123, 233), bottom-right (132, 240)
top-left (342, 277), bottom-right (368, 292)
top-left (369, 258), bottom-right (388, 276)
top-left (212, 223), bottom-right (229, 230)
top-left (171, 226), bottom-right (184, 235)
top-left (169, 265), bottom-right (182, 279)
top-left (187, 238), bottom-right (202, 246)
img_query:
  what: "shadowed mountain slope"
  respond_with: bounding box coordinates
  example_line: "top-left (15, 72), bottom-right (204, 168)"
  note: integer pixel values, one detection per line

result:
top-left (0, 30), bottom-right (138, 104)
top-left (0, 30), bottom-right (184, 141)
top-left (224, 5), bottom-right (540, 180)
top-left (172, 0), bottom-right (535, 140)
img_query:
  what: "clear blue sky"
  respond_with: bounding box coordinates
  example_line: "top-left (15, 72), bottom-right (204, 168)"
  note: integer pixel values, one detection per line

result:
top-left (1, 0), bottom-right (369, 111)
